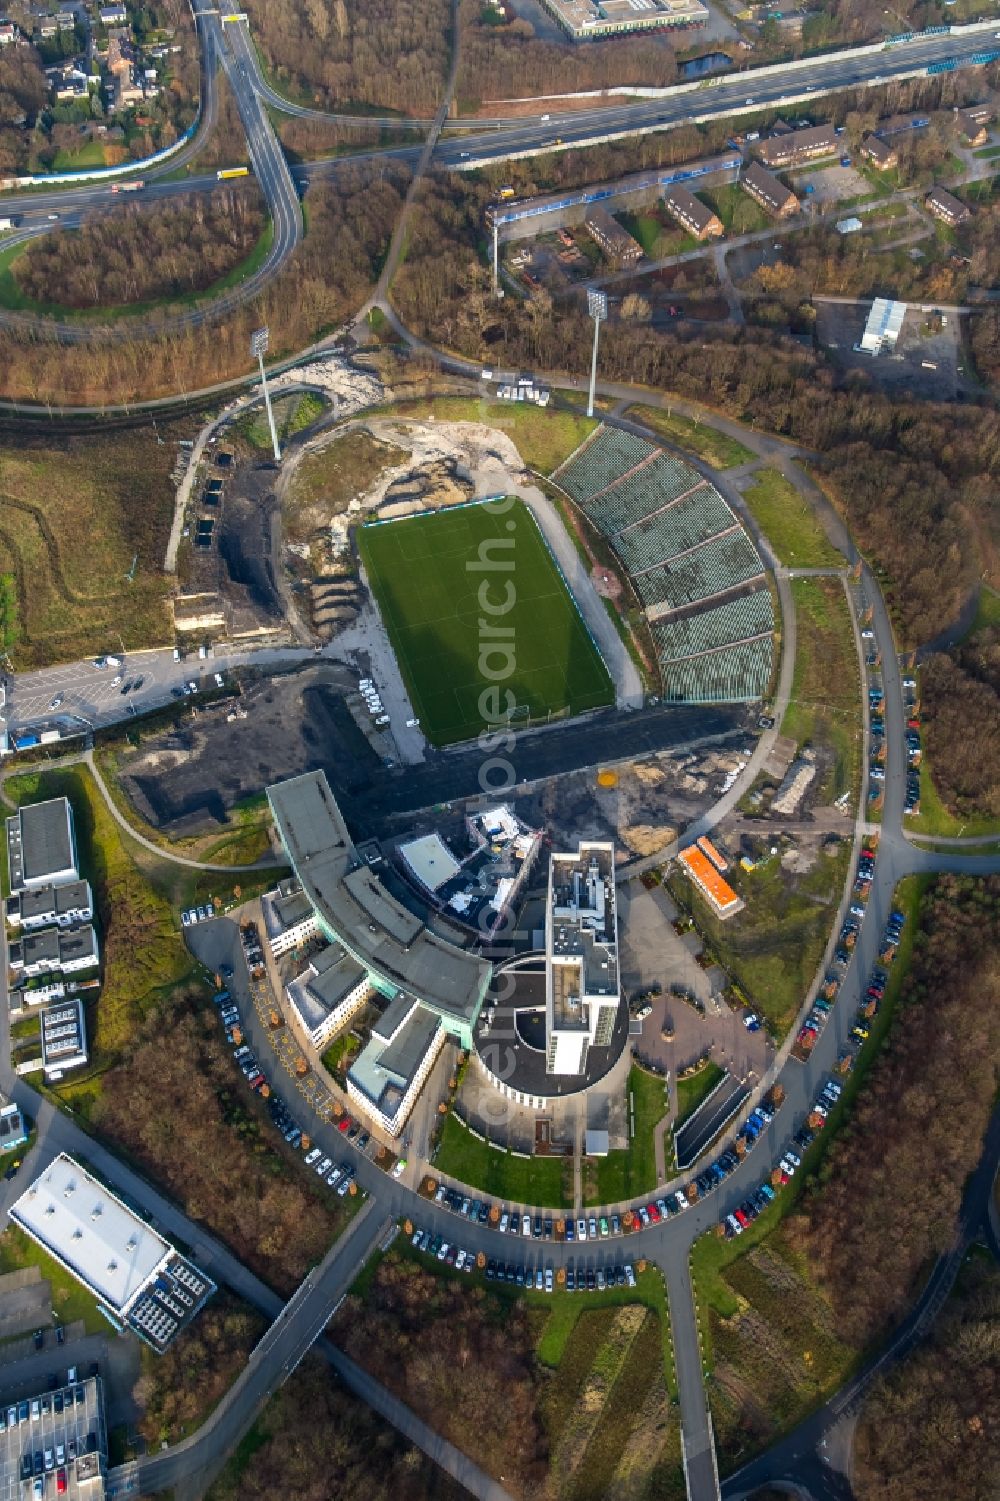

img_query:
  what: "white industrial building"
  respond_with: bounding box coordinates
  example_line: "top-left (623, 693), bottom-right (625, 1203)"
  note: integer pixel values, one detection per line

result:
top-left (859, 297), bottom-right (906, 355)
top-left (40, 996), bottom-right (89, 1080)
top-left (6, 798), bottom-right (79, 892)
top-left (8, 924), bottom-right (99, 977)
top-left (9, 1154), bottom-right (215, 1350)
top-left (544, 842), bottom-right (620, 1076)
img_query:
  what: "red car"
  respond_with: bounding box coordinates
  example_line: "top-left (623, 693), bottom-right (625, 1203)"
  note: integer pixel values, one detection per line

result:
top-left (57, 1472), bottom-right (67, 1496)
top-left (337, 1117), bottom-right (351, 1133)
top-left (734, 1208), bottom-right (750, 1229)
top-left (647, 1203), bottom-right (661, 1223)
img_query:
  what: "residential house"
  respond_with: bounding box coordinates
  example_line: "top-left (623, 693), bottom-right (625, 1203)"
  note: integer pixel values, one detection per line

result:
top-left (741, 160), bottom-right (799, 218)
top-left (860, 134), bottom-right (898, 170)
top-left (925, 185), bottom-right (971, 226)
top-left (662, 182), bottom-right (723, 240)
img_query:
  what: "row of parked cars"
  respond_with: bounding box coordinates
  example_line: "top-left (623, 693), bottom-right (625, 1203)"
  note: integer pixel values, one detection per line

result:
top-left (303, 1146), bottom-right (357, 1197)
top-left (181, 904), bottom-right (216, 927)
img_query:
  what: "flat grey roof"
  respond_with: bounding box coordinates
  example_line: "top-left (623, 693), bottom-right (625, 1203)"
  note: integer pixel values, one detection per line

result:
top-left (10, 1153), bottom-right (170, 1315)
top-left (17, 799), bottom-right (76, 885)
top-left (15, 880), bottom-right (91, 923)
top-left (268, 773), bottom-right (490, 1028)
top-left (349, 999), bottom-right (441, 1112)
top-left (307, 944), bottom-right (367, 1010)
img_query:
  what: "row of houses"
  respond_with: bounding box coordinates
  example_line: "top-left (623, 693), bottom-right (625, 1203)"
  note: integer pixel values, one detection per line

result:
top-left (5, 797), bottom-right (94, 1079)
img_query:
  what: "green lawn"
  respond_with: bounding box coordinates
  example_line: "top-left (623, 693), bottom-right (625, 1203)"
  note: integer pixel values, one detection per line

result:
top-left (0, 1225), bottom-right (109, 1335)
top-left (357, 498), bottom-right (613, 745)
top-left (387, 396), bottom-right (597, 475)
top-left (239, 391), bottom-right (326, 450)
top-left (588, 1066), bottom-right (669, 1206)
top-left (700, 183), bottom-right (769, 234)
top-left (627, 405), bottom-right (755, 470)
top-left (433, 1112), bottom-right (571, 1206)
top-left (50, 139), bottom-right (108, 172)
top-left (782, 577), bottom-right (863, 805)
top-left (320, 1032), bottom-right (360, 1076)
top-left (675, 1061), bottom-right (725, 1130)
top-left (740, 468), bottom-right (843, 568)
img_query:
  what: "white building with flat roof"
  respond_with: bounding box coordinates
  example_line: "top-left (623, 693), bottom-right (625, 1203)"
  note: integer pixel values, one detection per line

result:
top-left (545, 842), bottom-right (619, 1076)
top-left (347, 993), bottom-right (445, 1137)
top-left (859, 297), bottom-right (906, 355)
top-left (6, 797), bottom-right (78, 891)
top-left (9, 1154), bottom-right (214, 1348)
top-left (287, 943), bottom-right (371, 1052)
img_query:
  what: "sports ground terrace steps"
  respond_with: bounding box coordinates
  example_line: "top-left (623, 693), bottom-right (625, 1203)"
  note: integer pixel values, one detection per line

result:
top-left (553, 425), bottom-right (774, 704)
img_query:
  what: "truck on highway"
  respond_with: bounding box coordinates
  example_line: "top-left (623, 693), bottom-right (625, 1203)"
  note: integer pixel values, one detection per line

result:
top-left (110, 180), bottom-right (144, 194)
top-left (217, 167), bottom-right (250, 180)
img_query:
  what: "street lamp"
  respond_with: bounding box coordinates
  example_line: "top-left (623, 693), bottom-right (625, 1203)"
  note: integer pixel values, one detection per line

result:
top-left (586, 289), bottom-right (607, 419)
top-left (251, 325), bottom-right (281, 463)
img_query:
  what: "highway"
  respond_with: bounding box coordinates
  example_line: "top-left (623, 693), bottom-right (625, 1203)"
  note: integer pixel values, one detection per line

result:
top-left (0, 24), bottom-right (999, 353)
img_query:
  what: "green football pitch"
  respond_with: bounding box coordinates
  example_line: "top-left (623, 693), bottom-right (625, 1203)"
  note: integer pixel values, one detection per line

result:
top-left (357, 499), bottom-right (614, 746)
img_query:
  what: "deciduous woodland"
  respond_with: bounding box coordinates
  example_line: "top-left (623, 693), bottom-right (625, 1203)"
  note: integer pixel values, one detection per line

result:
top-left (855, 1255), bottom-right (1000, 1501)
top-left (242, 0), bottom-right (450, 115)
top-left (92, 995), bottom-right (344, 1295)
top-left (784, 875), bottom-right (1000, 1345)
top-left (207, 1358), bottom-right (469, 1501)
top-left (921, 627), bottom-right (1000, 820)
top-left (0, 163), bottom-right (406, 403)
top-left (12, 188), bottom-right (266, 308)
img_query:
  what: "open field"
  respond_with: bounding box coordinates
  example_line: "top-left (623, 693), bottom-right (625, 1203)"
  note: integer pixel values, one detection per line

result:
top-left (627, 406), bottom-right (755, 471)
top-left (434, 1111), bottom-right (571, 1207)
top-left (740, 469), bottom-right (843, 568)
top-left (358, 498), bottom-right (613, 746)
top-left (587, 1066), bottom-right (668, 1206)
top-left (0, 426), bottom-right (190, 667)
top-left (782, 577), bottom-right (862, 805)
top-left (699, 184), bottom-right (769, 235)
top-left (669, 837), bottom-right (851, 1038)
top-left (386, 397), bottom-right (597, 475)
top-left (333, 1243), bottom-right (680, 1499)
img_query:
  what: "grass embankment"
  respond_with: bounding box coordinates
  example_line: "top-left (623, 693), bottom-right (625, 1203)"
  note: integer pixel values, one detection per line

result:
top-left (387, 395), bottom-right (598, 475)
top-left (95, 753), bottom-right (276, 868)
top-left (586, 1066), bottom-right (669, 1206)
top-left (740, 468), bottom-right (843, 568)
top-left (627, 405), bottom-right (755, 470)
top-left (690, 876), bottom-right (927, 1471)
top-left (434, 1112), bottom-right (571, 1207)
top-left (675, 1060), bottom-right (725, 1131)
top-left (283, 426), bottom-right (408, 543)
top-left (0, 425), bottom-right (182, 667)
top-left (357, 498), bottom-right (613, 745)
top-left (782, 576), bottom-right (863, 804)
top-left (238, 391), bottom-right (326, 451)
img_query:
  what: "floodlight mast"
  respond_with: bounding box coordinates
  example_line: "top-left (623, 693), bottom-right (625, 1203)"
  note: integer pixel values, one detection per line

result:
top-left (251, 326), bottom-right (280, 462)
top-left (586, 289), bottom-right (607, 420)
